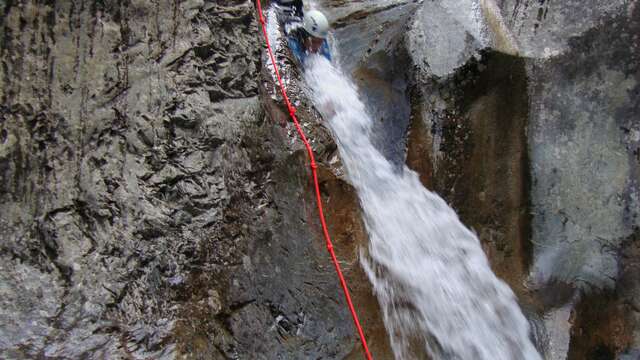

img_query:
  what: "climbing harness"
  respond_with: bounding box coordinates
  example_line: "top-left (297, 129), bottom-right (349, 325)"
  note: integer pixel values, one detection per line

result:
top-left (255, 1), bottom-right (373, 359)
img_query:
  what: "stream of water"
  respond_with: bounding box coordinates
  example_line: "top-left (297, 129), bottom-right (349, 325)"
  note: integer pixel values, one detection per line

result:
top-left (304, 55), bottom-right (541, 360)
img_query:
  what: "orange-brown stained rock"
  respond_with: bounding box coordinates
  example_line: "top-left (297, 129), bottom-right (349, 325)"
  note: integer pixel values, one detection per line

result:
top-left (406, 99), bottom-right (434, 190)
top-left (316, 166), bottom-right (395, 359)
top-left (567, 233), bottom-right (640, 359)
top-left (567, 291), bottom-right (634, 360)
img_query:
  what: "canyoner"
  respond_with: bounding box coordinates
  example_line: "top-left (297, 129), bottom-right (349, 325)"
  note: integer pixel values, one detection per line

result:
top-left (272, 0), bottom-right (332, 65)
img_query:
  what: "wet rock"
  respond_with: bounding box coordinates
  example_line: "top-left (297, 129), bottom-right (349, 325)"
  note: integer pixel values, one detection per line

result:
top-left (527, 9), bottom-right (640, 291)
top-left (620, 349), bottom-right (640, 360)
top-left (406, 0), bottom-right (640, 358)
top-left (0, 0), bottom-right (395, 358)
top-left (326, 0), bottom-right (419, 164)
top-left (407, 0), bottom-right (487, 77)
top-left (565, 230), bottom-right (638, 358)
top-left (1, 0), bottom-right (360, 358)
top-left (406, 49), bottom-right (532, 294)
top-left (495, 0), bottom-right (628, 58)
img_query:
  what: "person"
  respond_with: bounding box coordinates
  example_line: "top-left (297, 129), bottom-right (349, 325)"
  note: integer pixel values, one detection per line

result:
top-left (286, 9), bottom-right (331, 64)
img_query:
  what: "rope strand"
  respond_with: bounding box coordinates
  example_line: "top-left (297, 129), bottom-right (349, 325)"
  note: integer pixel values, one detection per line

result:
top-left (255, 2), bottom-right (373, 359)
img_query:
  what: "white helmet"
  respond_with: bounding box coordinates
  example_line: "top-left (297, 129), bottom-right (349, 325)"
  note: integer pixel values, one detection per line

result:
top-left (303, 10), bottom-right (329, 38)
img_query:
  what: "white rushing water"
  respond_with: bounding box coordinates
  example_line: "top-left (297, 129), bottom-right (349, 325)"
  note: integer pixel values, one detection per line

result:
top-left (304, 56), bottom-right (541, 360)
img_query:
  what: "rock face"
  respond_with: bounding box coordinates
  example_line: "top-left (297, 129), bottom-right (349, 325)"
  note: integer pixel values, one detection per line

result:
top-left (526, 7), bottom-right (640, 291)
top-left (405, 0), bottom-right (640, 358)
top-left (496, 0), bottom-right (628, 58)
top-left (2, 0), bottom-right (637, 358)
top-left (316, 0), bottom-right (418, 167)
top-left (0, 0), bottom-right (382, 358)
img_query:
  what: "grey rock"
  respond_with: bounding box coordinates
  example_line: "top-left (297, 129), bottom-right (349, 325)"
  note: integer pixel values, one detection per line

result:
top-left (0, 0), bottom-right (386, 358)
top-left (619, 349), bottom-right (640, 360)
top-left (331, 0), bottom-right (419, 166)
top-left (407, 0), bottom-right (487, 77)
top-left (406, 0), bottom-right (640, 358)
top-left (497, 0), bottom-right (628, 58)
top-left (523, 4), bottom-right (640, 290)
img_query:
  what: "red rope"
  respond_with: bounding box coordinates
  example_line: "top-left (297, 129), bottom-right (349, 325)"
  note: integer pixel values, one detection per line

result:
top-left (255, 2), bottom-right (373, 359)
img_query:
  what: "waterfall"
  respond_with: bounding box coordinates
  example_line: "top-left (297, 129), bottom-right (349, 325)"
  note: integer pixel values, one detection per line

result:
top-left (304, 56), bottom-right (541, 360)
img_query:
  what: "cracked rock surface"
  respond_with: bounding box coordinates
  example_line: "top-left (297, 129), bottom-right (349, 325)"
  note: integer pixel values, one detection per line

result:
top-left (0, 0), bottom-right (381, 358)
